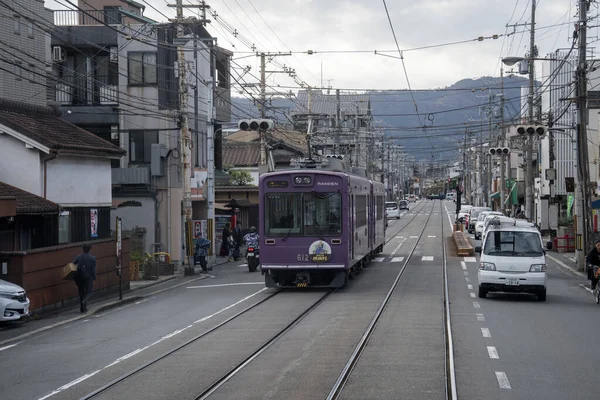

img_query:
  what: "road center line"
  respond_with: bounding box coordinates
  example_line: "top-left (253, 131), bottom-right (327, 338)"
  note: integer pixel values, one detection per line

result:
top-left (467, 284), bottom-right (473, 290)
top-left (390, 241), bottom-right (403, 256)
top-left (495, 371), bottom-right (512, 389)
top-left (470, 292), bottom-right (476, 298)
top-left (476, 313), bottom-right (485, 321)
top-left (481, 328), bottom-right (491, 338)
top-left (461, 261), bottom-right (467, 269)
top-left (487, 346), bottom-right (499, 359)
top-left (473, 301), bottom-right (481, 309)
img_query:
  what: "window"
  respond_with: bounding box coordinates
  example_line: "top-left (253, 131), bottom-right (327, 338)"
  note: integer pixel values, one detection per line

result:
top-left (129, 130), bottom-right (158, 163)
top-left (264, 192), bottom-right (342, 237)
top-left (26, 20), bottom-right (33, 38)
top-left (14, 61), bottom-right (22, 81)
top-left (483, 231), bottom-right (543, 256)
top-left (355, 195), bottom-right (367, 228)
top-left (59, 211), bottom-right (71, 244)
top-left (376, 196), bottom-right (384, 220)
top-left (128, 52), bottom-right (157, 85)
top-left (13, 16), bottom-right (20, 35)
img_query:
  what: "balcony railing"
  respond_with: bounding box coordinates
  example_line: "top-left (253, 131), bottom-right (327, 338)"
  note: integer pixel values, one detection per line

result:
top-left (54, 9), bottom-right (123, 26)
top-left (112, 167), bottom-right (151, 185)
top-left (56, 75), bottom-right (118, 105)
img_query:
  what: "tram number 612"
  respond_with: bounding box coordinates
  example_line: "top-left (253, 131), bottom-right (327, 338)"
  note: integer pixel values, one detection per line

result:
top-left (297, 254), bottom-right (309, 261)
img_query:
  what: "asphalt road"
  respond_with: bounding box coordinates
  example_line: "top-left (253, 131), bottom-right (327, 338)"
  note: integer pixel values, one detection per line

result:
top-left (443, 202), bottom-right (599, 400)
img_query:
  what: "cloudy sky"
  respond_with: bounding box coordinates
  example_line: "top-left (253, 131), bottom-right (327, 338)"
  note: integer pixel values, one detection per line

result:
top-left (46, 0), bottom-right (589, 92)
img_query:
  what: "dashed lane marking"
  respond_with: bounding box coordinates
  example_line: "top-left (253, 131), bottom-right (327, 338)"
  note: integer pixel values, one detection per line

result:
top-left (476, 313), bottom-right (485, 321)
top-left (467, 284), bottom-right (473, 290)
top-left (428, 235), bottom-right (436, 238)
top-left (391, 257), bottom-right (405, 262)
top-left (481, 328), bottom-right (491, 338)
top-left (461, 261), bottom-right (467, 270)
top-left (495, 372), bottom-right (512, 389)
top-left (487, 346), bottom-right (499, 359)
top-left (463, 257), bottom-right (477, 263)
top-left (470, 292), bottom-right (476, 298)
top-left (463, 271), bottom-right (469, 276)
top-left (410, 236), bottom-right (419, 239)
top-left (373, 257), bottom-right (385, 262)
top-left (465, 277), bottom-right (471, 282)
top-left (473, 301), bottom-right (481, 309)
top-left (422, 256), bottom-right (434, 261)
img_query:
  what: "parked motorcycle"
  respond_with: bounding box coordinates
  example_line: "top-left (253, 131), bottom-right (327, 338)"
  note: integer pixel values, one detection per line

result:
top-left (246, 246), bottom-right (259, 272)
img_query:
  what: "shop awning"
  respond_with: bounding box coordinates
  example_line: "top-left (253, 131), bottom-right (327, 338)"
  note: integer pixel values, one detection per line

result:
top-left (491, 192), bottom-right (500, 199)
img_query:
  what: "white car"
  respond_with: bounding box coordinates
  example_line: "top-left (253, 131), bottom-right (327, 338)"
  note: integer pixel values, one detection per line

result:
top-left (476, 223), bottom-right (550, 301)
top-left (0, 279), bottom-right (30, 322)
top-left (474, 211), bottom-right (503, 240)
top-left (385, 201), bottom-right (401, 219)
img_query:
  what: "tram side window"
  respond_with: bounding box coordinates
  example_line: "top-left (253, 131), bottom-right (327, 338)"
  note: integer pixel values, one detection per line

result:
top-left (355, 195), bottom-right (367, 227)
top-left (265, 193), bottom-right (302, 236)
top-left (303, 192), bottom-right (342, 236)
top-left (376, 196), bottom-right (384, 220)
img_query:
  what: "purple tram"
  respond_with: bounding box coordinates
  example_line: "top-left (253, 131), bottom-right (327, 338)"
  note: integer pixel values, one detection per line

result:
top-left (258, 168), bottom-right (386, 288)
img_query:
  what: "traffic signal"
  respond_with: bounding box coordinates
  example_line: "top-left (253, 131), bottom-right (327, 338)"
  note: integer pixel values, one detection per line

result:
top-left (516, 125), bottom-right (547, 137)
top-left (489, 147), bottom-right (511, 156)
top-left (238, 119), bottom-right (275, 131)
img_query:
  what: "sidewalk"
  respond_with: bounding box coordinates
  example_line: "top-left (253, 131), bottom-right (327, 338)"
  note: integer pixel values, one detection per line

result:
top-left (0, 256), bottom-right (242, 346)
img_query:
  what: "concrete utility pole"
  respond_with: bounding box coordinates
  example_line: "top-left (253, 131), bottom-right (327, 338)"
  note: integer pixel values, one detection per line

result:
top-left (307, 86), bottom-right (313, 159)
top-left (575, 0), bottom-right (591, 269)
top-left (525, 0), bottom-right (536, 220)
top-left (500, 68), bottom-right (506, 213)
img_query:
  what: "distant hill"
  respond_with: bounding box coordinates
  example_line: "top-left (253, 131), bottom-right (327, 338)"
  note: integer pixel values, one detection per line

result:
top-left (231, 75), bottom-right (530, 161)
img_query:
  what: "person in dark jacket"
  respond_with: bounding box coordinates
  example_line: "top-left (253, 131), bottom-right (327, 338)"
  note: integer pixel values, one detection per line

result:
top-left (194, 233), bottom-right (211, 272)
top-left (73, 244), bottom-right (96, 313)
top-left (232, 222), bottom-right (243, 261)
top-left (221, 223), bottom-right (232, 260)
top-left (586, 240), bottom-right (600, 289)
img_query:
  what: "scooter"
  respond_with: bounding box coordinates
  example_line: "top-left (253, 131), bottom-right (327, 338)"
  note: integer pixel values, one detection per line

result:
top-left (246, 246), bottom-right (259, 272)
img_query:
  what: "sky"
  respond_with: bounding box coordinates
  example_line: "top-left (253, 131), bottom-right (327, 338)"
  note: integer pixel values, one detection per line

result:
top-left (45, 0), bottom-right (591, 93)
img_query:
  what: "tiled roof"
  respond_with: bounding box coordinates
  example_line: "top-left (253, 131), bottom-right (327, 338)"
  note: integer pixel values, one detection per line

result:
top-left (293, 90), bottom-right (371, 116)
top-left (0, 181), bottom-right (60, 214)
top-left (223, 141), bottom-right (260, 167)
top-left (0, 99), bottom-right (126, 158)
top-left (224, 128), bottom-right (307, 155)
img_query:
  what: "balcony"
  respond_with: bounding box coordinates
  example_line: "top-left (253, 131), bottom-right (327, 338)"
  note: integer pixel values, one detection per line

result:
top-left (54, 9), bottom-right (123, 26)
top-left (112, 167), bottom-right (151, 185)
top-left (56, 75), bottom-right (118, 105)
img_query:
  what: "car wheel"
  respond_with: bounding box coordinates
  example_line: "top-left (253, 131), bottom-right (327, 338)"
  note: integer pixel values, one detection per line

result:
top-left (537, 288), bottom-right (547, 301)
top-left (478, 286), bottom-right (487, 298)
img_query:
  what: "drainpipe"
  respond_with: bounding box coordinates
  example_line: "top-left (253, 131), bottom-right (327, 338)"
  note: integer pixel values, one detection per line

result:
top-left (43, 154), bottom-right (58, 199)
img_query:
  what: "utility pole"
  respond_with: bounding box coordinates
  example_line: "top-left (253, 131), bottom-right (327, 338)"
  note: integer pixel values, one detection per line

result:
top-left (500, 68), bottom-right (506, 213)
top-left (575, 0), bottom-right (591, 269)
top-left (307, 86), bottom-right (313, 159)
top-left (336, 89), bottom-right (341, 157)
top-left (525, 0), bottom-right (536, 220)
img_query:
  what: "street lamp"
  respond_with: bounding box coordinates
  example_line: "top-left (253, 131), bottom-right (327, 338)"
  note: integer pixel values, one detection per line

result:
top-left (501, 56), bottom-right (525, 66)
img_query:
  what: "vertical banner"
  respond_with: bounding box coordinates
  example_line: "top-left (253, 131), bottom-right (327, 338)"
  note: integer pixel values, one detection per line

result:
top-left (567, 194), bottom-right (575, 218)
top-left (90, 209), bottom-right (98, 238)
top-left (116, 216), bottom-right (123, 300)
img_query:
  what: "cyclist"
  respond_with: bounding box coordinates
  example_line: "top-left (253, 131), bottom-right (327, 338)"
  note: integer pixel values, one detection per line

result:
top-left (586, 239), bottom-right (600, 289)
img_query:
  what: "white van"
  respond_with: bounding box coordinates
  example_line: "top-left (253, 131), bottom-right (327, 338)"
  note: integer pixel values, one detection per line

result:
top-left (475, 220), bottom-right (551, 301)
top-left (446, 192), bottom-right (455, 201)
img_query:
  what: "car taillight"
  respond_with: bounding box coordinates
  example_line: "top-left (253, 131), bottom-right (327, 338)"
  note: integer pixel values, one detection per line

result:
top-left (248, 247), bottom-right (254, 252)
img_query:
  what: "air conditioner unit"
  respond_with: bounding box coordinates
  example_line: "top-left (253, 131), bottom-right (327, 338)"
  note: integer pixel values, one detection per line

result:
top-left (52, 46), bottom-right (64, 63)
top-left (109, 47), bottom-right (118, 63)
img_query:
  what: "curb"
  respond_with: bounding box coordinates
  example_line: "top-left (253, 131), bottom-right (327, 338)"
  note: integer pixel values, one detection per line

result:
top-left (93, 296), bottom-right (145, 314)
top-left (129, 275), bottom-right (178, 293)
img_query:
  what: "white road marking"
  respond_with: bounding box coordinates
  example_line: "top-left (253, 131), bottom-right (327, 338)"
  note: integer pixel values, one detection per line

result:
top-left (495, 371), bottom-right (512, 389)
top-left (481, 328), bottom-right (491, 338)
top-left (94, 315), bottom-right (103, 318)
top-left (187, 282), bottom-right (264, 288)
top-left (546, 254), bottom-right (586, 278)
top-left (470, 292), bottom-right (476, 298)
top-left (373, 257), bottom-right (385, 262)
top-left (391, 257), bottom-right (405, 262)
top-left (461, 261), bottom-right (467, 270)
top-left (0, 343), bottom-right (19, 352)
top-left (465, 277), bottom-right (471, 282)
top-left (473, 301), bottom-right (481, 309)
top-left (81, 320), bottom-right (90, 323)
top-left (476, 313), bottom-right (485, 321)
top-left (579, 284), bottom-right (594, 294)
top-left (396, 236), bottom-right (404, 239)
top-left (463, 257), bottom-right (477, 263)
top-left (463, 271), bottom-right (469, 276)
top-left (422, 256), bottom-right (434, 261)
top-left (467, 284), bottom-right (473, 290)
top-left (390, 242), bottom-right (404, 256)
top-left (238, 264), bottom-right (248, 268)
top-left (410, 236), bottom-right (418, 239)
top-left (37, 288), bottom-right (268, 400)
top-left (487, 346), bottom-right (499, 359)
top-left (135, 299), bottom-right (148, 305)
top-left (428, 235), bottom-right (436, 238)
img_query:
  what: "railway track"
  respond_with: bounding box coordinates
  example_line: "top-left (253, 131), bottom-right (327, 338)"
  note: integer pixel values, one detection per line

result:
top-left (78, 200), bottom-right (437, 400)
top-left (326, 199), bottom-right (457, 399)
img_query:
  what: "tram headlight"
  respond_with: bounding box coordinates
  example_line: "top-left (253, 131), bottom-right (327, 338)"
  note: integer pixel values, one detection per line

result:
top-left (295, 177), bottom-right (303, 184)
top-left (303, 177), bottom-right (311, 184)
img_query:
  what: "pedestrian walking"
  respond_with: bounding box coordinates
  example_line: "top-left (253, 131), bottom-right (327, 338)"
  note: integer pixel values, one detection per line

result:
top-left (220, 222), bottom-right (233, 261)
top-left (232, 221), bottom-right (243, 261)
top-left (194, 233), bottom-right (211, 272)
top-left (73, 244), bottom-right (96, 313)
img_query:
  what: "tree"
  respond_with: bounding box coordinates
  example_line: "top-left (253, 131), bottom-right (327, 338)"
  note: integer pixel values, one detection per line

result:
top-left (229, 169), bottom-right (254, 186)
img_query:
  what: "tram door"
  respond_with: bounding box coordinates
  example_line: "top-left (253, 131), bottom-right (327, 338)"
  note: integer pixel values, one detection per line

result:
top-left (350, 194), bottom-right (354, 261)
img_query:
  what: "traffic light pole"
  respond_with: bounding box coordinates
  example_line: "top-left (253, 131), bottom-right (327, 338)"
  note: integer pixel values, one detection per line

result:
top-left (525, 0), bottom-right (536, 221)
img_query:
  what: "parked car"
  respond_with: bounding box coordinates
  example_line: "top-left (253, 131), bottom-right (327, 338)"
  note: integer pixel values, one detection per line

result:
top-left (0, 279), bottom-right (30, 322)
top-left (468, 207), bottom-right (491, 233)
top-left (475, 211), bottom-right (503, 240)
top-left (399, 200), bottom-right (409, 210)
top-left (408, 194), bottom-right (416, 202)
top-left (386, 201), bottom-right (401, 219)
